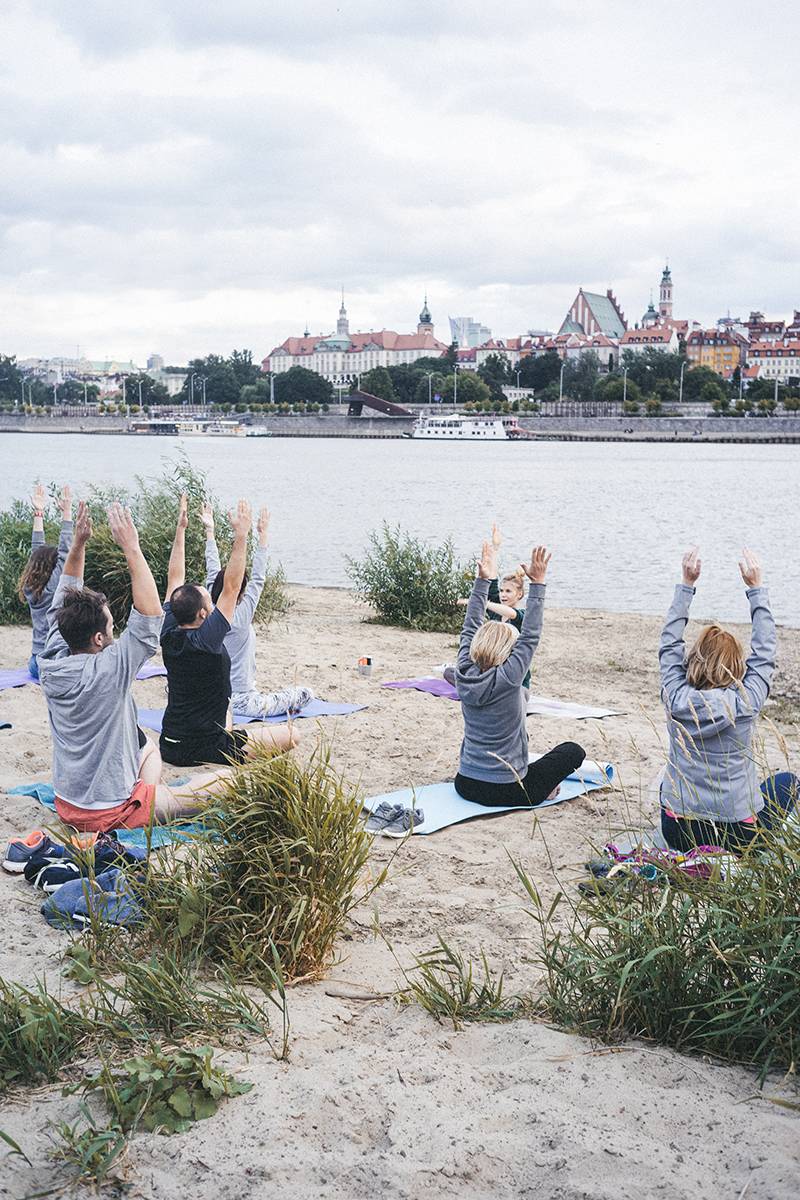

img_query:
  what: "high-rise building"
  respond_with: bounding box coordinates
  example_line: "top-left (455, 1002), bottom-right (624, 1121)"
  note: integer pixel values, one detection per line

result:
top-left (448, 316), bottom-right (492, 348)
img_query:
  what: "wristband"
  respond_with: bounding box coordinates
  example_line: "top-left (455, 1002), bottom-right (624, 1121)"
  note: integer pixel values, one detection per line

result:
top-left (33, 510), bottom-right (44, 518)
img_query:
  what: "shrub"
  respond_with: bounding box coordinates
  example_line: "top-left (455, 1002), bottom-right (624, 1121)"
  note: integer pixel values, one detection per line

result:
top-left (346, 523), bottom-right (472, 632)
top-left (516, 818), bottom-right (800, 1076)
top-left (127, 746), bottom-right (378, 985)
top-left (0, 979), bottom-right (93, 1092)
top-left (0, 456), bottom-right (287, 627)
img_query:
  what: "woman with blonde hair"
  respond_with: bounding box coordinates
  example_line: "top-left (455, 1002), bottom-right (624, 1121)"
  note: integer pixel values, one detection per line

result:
top-left (453, 538), bottom-right (584, 807)
top-left (659, 546), bottom-right (798, 852)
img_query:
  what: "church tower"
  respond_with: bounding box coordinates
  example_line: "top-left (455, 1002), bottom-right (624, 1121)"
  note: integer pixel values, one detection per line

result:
top-left (659, 264), bottom-right (673, 321)
top-left (337, 290), bottom-right (349, 337)
top-left (417, 294), bottom-right (434, 335)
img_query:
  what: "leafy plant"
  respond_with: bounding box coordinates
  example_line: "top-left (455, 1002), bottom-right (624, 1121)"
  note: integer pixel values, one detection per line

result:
top-left (515, 815), bottom-right (800, 1077)
top-left (402, 937), bottom-right (520, 1030)
top-left (77, 1046), bottom-right (252, 1135)
top-left (346, 522), bottom-right (472, 633)
top-left (50, 1104), bottom-right (128, 1185)
top-left (0, 456), bottom-right (287, 627)
top-left (0, 979), bottom-right (93, 1093)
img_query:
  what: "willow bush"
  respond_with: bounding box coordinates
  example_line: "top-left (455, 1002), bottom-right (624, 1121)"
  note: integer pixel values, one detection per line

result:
top-left (0, 456), bottom-right (286, 627)
top-left (346, 522), bottom-right (472, 633)
top-left (516, 818), bottom-right (800, 1077)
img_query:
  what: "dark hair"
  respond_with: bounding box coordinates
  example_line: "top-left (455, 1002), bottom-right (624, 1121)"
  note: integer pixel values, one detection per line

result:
top-left (209, 568), bottom-right (248, 606)
top-left (170, 583), bottom-right (209, 625)
top-left (56, 588), bottom-right (110, 653)
top-left (18, 545), bottom-right (59, 603)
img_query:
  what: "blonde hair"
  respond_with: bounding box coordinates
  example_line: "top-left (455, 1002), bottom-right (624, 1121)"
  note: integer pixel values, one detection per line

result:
top-left (470, 620), bottom-right (519, 671)
top-left (500, 569), bottom-right (525, 599)
top-left (685, 625), bottom-right (746, 690)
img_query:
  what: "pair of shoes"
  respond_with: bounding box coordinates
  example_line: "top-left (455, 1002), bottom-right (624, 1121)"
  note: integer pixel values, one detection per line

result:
top-left (364, 803), bottom-right (425, 837)
top-left (24, 851), bottom-right (81, 893)
top-left (3, 830), bottom-right (50, 873)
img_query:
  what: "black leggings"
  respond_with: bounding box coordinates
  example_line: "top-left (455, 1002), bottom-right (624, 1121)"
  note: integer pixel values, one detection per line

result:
top-left (455, 742), bottom-right (586, 808)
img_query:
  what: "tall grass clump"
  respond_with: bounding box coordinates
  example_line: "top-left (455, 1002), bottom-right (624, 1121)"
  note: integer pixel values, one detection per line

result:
top-left (516, 820), bottom-right (800, 1076)
top-left (0, 980), bottom-right (93, 1092)
top-left (132, 746), bottom-right (377, 985)
top-left (0, 455), bottom-right (286, 627)
top-left (346, 523), bottom-right (472, 632)
top-left (402, 937), bottom-right (520, 1029)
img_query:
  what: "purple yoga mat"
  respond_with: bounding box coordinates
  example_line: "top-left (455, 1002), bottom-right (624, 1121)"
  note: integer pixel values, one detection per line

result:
top-left (136, 663), bottom-right (167, 680)
top-left (0, 663), bottom-right (165, 690)
top-left (383, 677), bottom-right (458, 701)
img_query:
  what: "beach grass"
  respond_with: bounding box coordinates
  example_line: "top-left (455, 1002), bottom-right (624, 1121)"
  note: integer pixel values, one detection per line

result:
top-left (0, 979), bottom-right (94, 1093)
top-left (402, 936), bottom-right (520, 1029)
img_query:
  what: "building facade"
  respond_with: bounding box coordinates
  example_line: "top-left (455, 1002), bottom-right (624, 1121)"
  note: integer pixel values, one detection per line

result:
top-left (619, 326), bottom-right (680, 356)
top-left (559, 288), bottom-right (628, 339)
top-left (748, 340), bottom-right (800, 381)
top-left (685, 328), bottom-right (747, 379)
top-left (449, 315), bottom-right (492, 348)
top-left (263, 298), bottom-right (448, 384)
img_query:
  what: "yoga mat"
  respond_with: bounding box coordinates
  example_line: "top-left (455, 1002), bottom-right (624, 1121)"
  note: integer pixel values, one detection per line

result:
top-left (0, 663), bottom-right (167, 690)
top-left (7, 783), bottom-right (206, 850)
top-left (138, 698), bottom-right (366, 735)
top-left (363, 758), bottom-right (615, 836)
top-left (382, 677), bottom-right (622, 719)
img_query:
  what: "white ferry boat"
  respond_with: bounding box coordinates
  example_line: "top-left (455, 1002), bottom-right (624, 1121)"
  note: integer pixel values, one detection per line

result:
top-left (129, 418), bottom-right (245, 437)
top-left (408, 412), bottom-right (523, 440)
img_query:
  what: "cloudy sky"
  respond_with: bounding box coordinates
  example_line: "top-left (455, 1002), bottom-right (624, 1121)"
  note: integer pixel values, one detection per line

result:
top-left (2, 0), bottom-right (798, 364)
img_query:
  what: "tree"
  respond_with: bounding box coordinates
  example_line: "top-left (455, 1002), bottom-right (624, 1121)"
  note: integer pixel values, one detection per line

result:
top-left (477, 353), bottom-right (510, 401)
top-left (387, 364), bottom-right (427, 406)
top-left (117, 373), bottom-right (168, 407)
top-left (229, 349), bottom-right (261, 390)
top-left (359, 367), bottom-right (395, 403)
top-left (443, 342), bottom-right (458, 366)
top-left (683, 365), bottom-right (724, 402)
top-left (620, 348), bottom-right (684, 388)
top-left (562, 352), bottom-right (600, 404)
top-left (60, 378), bottom-right (100, 405)
top-left (272, 366), bottom-right (333, 407)
top-left (596, 375), bottom-right (642, 406)
top-left (438, 372), bottom-right (491, 406)
top-left (516, 350), bottom-right (562, 392)
top-left (0, 354), bottom-right (23, 406)
top-left (702, 380), bottom-right (729, 412)
top-left (414, 371), bottom-right (447, 404)
top-left (179, 355), bottom-right (240, 406)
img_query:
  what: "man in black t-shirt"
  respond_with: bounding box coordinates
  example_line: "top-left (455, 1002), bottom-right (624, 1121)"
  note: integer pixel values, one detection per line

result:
top-left (159, 497), bottom-right (298, 767)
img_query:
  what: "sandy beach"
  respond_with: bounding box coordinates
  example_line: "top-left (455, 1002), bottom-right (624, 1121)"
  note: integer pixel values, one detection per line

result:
top-left (1, 586), bottom-right (799, 1199)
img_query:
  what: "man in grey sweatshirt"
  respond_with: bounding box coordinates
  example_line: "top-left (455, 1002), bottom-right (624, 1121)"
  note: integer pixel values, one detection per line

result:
top-left (39, 501), bottom-right (224, 832)
top-left (454, 540), bottom-right (584, 808)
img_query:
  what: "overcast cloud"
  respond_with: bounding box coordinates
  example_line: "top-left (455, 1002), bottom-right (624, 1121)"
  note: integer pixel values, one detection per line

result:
top-left (1, 0), bottom-right (798, 363)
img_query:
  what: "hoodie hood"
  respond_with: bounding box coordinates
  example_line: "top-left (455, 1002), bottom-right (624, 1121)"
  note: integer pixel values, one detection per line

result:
top-left (39, 652), bottom-right (100, 700)
top-left (456, 660), bottom-right (516, 707)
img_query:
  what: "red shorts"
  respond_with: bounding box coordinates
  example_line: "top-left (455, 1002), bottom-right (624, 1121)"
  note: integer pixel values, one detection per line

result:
top-left (54, 781), bottom-right (157, 833)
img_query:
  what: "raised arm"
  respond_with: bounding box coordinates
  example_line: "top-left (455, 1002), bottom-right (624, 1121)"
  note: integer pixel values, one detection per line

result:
top-left (108, 502), bottom-right (162, 617)
top-left (659, 547), bottom-right (701, 704)
top-left (41, 501), bottom-right (92, 660)
top-left (457, 540), bottom-right (496, 669)
top-left (31, 483), bottom-right (47, 545)
top-left (165, 492), bottom-right (188, 602)
top-left (200, 500), bottom-right (221, 587)
top-left (498, 545), bottom-right (550, 686)
top-left (216, 500), bottom-right (252, 625)
top-left (739, 549), bottom-right (775, 711)
top-left (233, 507), bottom-right (269, 626)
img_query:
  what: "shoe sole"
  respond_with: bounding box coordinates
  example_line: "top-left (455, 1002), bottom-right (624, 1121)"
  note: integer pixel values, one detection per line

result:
top-left (2, 860), bottom-right (30, 874)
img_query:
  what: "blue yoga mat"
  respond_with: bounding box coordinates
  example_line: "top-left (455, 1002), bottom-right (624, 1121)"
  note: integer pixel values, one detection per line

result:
top-left (138, 698), bottom-right (366, 735)
top-left (7, 783), bottom-right (207, 849)
top-left (363, 758), bottom-right (615, 836)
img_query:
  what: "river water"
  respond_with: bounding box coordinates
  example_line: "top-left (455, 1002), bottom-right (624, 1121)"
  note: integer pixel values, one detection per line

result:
top-left (1, 432), bottom-right (797, 626)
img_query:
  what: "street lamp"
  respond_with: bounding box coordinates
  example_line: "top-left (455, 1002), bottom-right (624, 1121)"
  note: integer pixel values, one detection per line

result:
top-left (622, 366), bottom-right (628, 407)
top-left (679, 360), bottom-right (686, 404)
top-left (558, 362), bottom-right (565, 404)
top-left (199, 376), bottom-right (208, 405)
top-left (453, 364), bottom-right (460, 409)
top-left (425, 372), bottom-right (433, 405)
top-left (515, 370), bottom-right (521, 389)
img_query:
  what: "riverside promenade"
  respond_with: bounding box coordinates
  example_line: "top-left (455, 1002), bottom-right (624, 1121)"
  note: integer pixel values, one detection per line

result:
top-left (2, 412), bottom-right (800, 442)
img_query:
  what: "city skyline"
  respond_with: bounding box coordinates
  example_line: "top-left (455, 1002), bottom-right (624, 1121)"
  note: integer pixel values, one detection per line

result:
top-left (2, 1), bottom-right (798, 361)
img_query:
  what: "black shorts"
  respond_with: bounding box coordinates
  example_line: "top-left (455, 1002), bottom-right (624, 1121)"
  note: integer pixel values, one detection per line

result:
top-left (159, 727), bottom-right (249, 768)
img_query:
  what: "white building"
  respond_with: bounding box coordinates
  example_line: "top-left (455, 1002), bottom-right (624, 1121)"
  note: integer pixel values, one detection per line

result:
top-left (748, 340), bottom-right (800, 381)
top-left (262, 297), bottom-right (448, 385)
top-left (619, 326), bottom-right (680, 356)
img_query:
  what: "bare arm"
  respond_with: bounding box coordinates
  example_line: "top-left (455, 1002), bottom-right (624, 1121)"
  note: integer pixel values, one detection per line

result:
top-left (486, 600), bottom-right (518, 621)
top-left (62, 499), bottom-right (91, 580)
top-left (31, 483), bottom-right (46, 540)
top-left (216, 500), bottom-right (252, 625)
top-left (108, 502), bottom-right (162, 617)
top-left (165, 492), bottom-right (188, 601)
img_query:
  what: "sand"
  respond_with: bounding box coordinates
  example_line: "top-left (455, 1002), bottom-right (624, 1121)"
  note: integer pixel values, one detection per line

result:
top-left (1, 587), bottom-right (799, 1199)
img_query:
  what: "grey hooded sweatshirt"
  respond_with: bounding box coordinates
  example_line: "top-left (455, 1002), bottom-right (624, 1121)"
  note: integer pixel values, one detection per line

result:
top-left (38, 572), bottom-right (163, 809)
top-left (455, 576), bottom-right (545, 783)
top-left (659, 583), bottom-right (776, 822)
top-left (25, 520), bottom-right (73, 656)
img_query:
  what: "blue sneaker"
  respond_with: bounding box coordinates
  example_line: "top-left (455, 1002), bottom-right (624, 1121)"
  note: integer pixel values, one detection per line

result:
top-left (2, 830), bottom-right (50, 873)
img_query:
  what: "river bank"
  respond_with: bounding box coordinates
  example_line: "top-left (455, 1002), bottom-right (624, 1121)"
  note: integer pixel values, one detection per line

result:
top-left (3, 412), bottom-right (800, 442)
top-left (1, 589), bottom-right (799, 1198)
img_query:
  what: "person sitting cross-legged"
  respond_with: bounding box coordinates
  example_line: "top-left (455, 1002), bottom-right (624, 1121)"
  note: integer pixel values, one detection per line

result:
top-left (159, 495), bottom-right (298, 768)
top-left (39, 501), bottom-right (226, 833)
top-left (200, 500), bottom-right (314, 718)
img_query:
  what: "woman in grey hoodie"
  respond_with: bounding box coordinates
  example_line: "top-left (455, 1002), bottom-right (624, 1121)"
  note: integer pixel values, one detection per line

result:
top-left (454, 539), bottom-right (584, 807)
top-left (659, 546), bottom-right (798, 853)
top-left (18, 484), bottom-right (73, 679)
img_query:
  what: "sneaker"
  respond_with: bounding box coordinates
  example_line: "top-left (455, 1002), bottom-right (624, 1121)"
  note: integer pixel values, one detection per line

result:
top-left (2, 830), bottom-right (48, 874)
top-left (381, 807), bottom-right (425, 838)
top-left (24, 852), bottom-right (80, 893)
top-left (364, 802), bottom-right (407, 833)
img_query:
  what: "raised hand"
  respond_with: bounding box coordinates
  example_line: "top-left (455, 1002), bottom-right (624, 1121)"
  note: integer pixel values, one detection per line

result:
top-left (73, 500), bottom-right (93, 546)
top-left (491, 522), bottom-right (503, 550)
top-left (682, 546), bottom-right (701, 586)
top-left (257, 506), bottom-right (270, 545)
top-left (107, 502), bottom-right (140, 554)
top-left (200, 500), bottom-right (215, 534)
top-left (31, 483), bottom-right (47, 515)
top-left (521, 545), bottom-right (551, 584)
top-left (477, 540), bottom-right (498, 580)
top-left (57, 484), bottom-right (73, 520)
top-left (739, 548), bottom-right (762, 589)
top-left (176, 492), bottom-right (188, 530)
top-left (229, 499), bottom-right (252, 539)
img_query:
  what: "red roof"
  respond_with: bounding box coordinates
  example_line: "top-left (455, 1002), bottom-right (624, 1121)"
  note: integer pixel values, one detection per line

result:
top-left (620, 326), bottom-right (674, 345)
